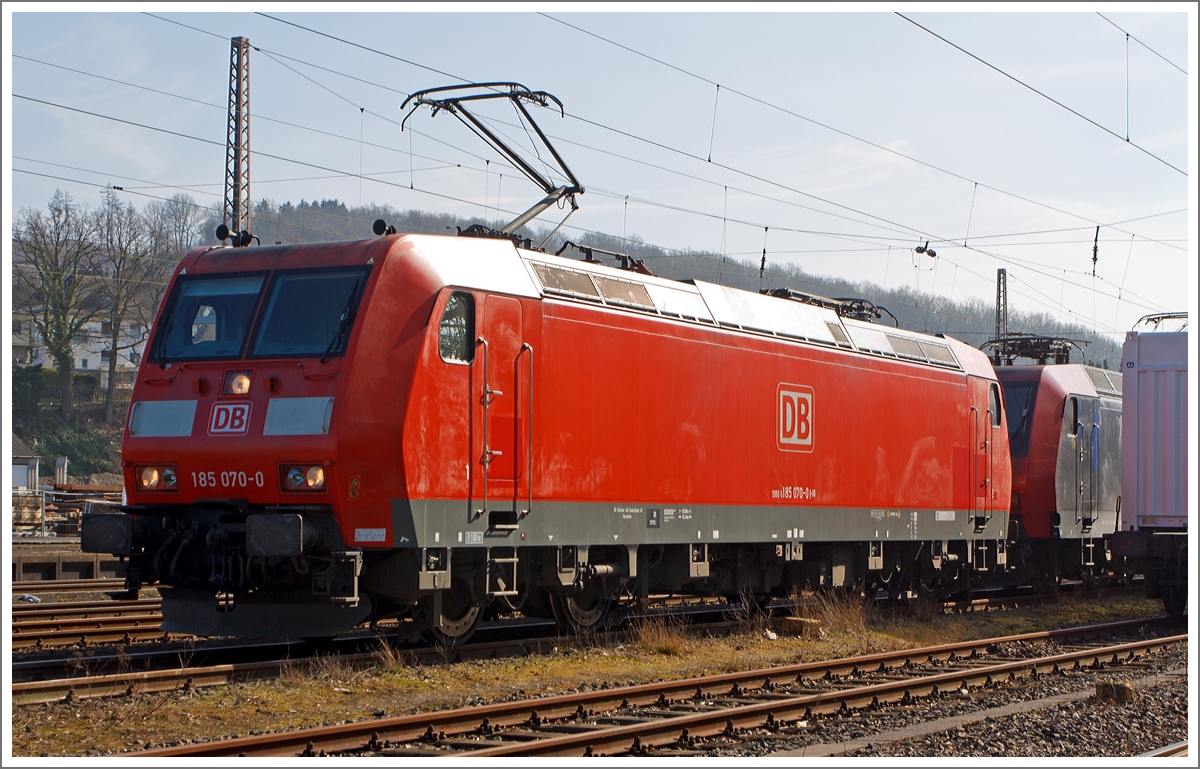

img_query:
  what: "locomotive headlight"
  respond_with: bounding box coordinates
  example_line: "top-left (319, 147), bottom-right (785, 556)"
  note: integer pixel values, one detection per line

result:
top-left (282, 465), bottom-right (326, 492)
top-left (223, 370), bottom-right (253, 396)
top-left (135, 465), bottom-right (178, 492)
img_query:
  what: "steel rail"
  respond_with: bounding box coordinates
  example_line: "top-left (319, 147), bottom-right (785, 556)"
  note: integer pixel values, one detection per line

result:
top-left (12, 600), bottom-right (162, 621)
top-left (465, 635), bottom-right (1185, 757)
top-left (12, 623), bottom-right (178, 650)
top-left (132, 617), bottom-right (1181, 757)
top-left (1141, 740), bottom-right (1188, 758)
top-left (12, 579), bottom-right (127, 595)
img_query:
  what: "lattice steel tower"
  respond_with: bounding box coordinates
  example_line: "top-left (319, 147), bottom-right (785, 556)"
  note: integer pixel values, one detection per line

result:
top-left (224, 36), bottom-right (251, 244)
top-left (993, 268), bottom-right (1008, 364)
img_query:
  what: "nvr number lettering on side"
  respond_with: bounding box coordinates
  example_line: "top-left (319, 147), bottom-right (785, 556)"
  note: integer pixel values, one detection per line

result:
top-left (209, 403), bottom-right (251, 435)
top-left (777, 383), bottom-right (814, 453)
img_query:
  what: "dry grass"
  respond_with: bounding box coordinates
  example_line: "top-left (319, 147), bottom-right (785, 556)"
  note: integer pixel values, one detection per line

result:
top-left (801, 588), bottom-right (880, 634)
top-left (279, 652), bottom-right (360, 687)
top-left (10, 593), bottom-right (1169, 757)
top-left (628, 614), bottom-right (689, 656)
top-left (724, 586), bottom-right (773, 637)
top-left (369, 641), bottom-right (409, 673)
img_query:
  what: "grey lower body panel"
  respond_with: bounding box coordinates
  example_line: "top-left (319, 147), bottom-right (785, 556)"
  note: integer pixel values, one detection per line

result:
top-left (393, 498), bottom-right (1008, 550)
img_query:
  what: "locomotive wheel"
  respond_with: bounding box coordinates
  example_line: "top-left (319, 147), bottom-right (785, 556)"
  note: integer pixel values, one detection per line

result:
top-left (550, 588), bottom-right (613, 635)
top-left (421, 577), bottom-right (483, 646)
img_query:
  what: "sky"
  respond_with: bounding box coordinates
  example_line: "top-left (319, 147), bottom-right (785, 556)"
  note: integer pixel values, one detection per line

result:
top-left (5, 4), bottom-right (1197, 342)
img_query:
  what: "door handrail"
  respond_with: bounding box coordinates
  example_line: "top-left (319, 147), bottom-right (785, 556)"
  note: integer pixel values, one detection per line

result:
top-left (475, 337), bottom-right (504, 520)
top-left (519, 342), bottom-right (533, 519)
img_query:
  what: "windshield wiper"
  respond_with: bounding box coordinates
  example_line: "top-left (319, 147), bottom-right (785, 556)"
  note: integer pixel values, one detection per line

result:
top-left (320, 279), bottom-right (360, 364)
top-left (155, 316), bottom-right (175, 365)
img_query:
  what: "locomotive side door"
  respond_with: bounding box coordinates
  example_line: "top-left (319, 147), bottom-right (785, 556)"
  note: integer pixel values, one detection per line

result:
top-left (1069, 396), bottom-right (1099, 531)
top-left (475, 296), bottom-right (527, 526)
top-left (967, 377), bottom-right (997, 530)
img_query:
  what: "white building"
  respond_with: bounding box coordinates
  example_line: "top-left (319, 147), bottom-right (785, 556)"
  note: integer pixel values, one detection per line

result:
top-left (11, 311), bottom-right (147, 391)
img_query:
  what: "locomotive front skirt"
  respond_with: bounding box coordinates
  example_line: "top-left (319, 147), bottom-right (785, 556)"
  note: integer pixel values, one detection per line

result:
top-left (84, 233), bottom-right (1014, 639)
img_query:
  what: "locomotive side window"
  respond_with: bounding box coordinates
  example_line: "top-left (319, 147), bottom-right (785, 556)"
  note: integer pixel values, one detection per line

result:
top-left (989, 383), bottom-right (1002, 427)
top-left (155, 275), bottom-right (265, 361)
top-left (251, 267), bottom-right (369, 358)
top-left (439, 292), bottom-right (474, 363)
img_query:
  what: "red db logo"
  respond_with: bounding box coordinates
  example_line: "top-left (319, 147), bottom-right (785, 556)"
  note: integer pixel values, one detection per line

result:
top-left (777, 384), bottom-right (813, 452)
top-left (209, 403), bottom-right (251, 435)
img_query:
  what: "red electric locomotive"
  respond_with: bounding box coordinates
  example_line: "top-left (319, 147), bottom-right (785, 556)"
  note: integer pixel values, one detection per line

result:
top-left (992, 359), bottom-right (1123, 591)
top-left (83, 231), bottom-right (1014, 641)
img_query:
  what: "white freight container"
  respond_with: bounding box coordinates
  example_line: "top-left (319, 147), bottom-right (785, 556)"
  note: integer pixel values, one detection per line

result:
top-left (1119, 330), bottom-right (1188, 532)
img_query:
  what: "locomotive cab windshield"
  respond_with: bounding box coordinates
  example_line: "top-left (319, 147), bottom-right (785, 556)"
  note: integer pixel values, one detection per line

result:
top-left (154, 266), bottom-right (370, 362)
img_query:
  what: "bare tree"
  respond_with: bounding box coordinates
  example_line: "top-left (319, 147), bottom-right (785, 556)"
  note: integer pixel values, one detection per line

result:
top-left (145, 193), bottom-right (205, 257)
top-left (95, 191), bottom-right (176, 425)
top-left (12, 191), bottom-right (103, 418)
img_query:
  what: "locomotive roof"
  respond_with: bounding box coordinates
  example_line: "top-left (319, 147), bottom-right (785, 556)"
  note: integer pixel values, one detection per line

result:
top-left (183, 234), bottom-right (995, 377)
top-left (994, 362), bottom-right (1123, 398)
top-left (389, 234), bottom-right (996, 377)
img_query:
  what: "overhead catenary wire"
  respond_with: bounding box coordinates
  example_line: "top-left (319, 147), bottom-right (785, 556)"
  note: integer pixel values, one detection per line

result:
top-left (23, 36), bottom-right (1188, 254)
top-left (133, 12), bottom-right (1187, 257)
top-left (21, 31), bottom-right (1180, 311)
top-left (896, 12), bottom-right (1185, 176)
top-left (243, 9), bottom-right (1183, 256)
top-left (15, 87), bottom-right (1166, 323)
top-left (536, 12), bottom-right (1187, 242)
top-left (23, 17), bottom-right (1176, 333)
top-left (1096, 12), bottom-right (1187, 75)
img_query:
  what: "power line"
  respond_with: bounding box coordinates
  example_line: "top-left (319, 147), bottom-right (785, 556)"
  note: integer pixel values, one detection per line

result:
top-left (538, 13), bottom-right (1187, 244)
top-left (149, 12), bottom-right (925, 243)
top-left (246, 10), bottom-right (1176, 254)
top-left (13, 93), bottom-right (516, 220)
top-left (896, 12), bottom-right (1185, 176)
top-left (1096, 12), bottom-right (1187, 74)
top-left (143, 10), bottom-right (1185, 257)
top-left (16, 85), bottom-right (1161, 326)
top-left (256, 12), bottom-right (467, 83)
top-left (21, 20), bottom-right (1177, 328)
top-left (13, 168), bottom-right (358, 243)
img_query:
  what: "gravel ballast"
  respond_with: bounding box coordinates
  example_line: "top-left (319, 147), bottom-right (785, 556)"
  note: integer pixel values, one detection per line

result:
top-left (706, 642), bottom-right (1188, 758)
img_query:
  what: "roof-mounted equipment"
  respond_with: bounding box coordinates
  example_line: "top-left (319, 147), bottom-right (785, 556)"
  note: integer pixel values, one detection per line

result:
top-left (763, 288), bottom-right (897, 325)
top-left (402, 83), bottom-right (584, 251)
top-left (556, 241), bottom-right (652, 276)
top-left (1132, 312), bottom-right (1188, 332)
top-left (980, 333), bottom-right (1087, 366)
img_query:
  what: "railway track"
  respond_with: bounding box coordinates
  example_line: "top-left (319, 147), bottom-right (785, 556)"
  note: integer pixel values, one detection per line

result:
top-left (12, 597), bottom-right (162, 618)
top-left (124, 617), bottom-right (1181, 757)
top-left (12, 581), bottom-right (1138, 652)
top-left (12, 578), bottom-right (127, 595)
top-left (12, 600), bottom-right (176, 649)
